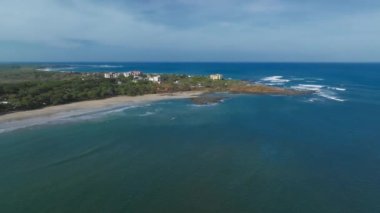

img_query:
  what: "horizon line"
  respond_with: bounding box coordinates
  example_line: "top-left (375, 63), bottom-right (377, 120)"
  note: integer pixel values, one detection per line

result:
top-left (1, 61), bottom-right (380, 64)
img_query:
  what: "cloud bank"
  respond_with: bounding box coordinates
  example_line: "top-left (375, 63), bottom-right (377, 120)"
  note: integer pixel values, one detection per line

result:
top-left (0, 0), bottom-right (379, 61)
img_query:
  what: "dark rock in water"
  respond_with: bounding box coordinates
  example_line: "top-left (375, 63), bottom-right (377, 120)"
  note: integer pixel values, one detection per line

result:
top-left (191, 94), bottom-right (225, 105)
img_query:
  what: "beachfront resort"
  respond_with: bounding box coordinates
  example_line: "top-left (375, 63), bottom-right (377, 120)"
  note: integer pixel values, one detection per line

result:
top-left (104, 71), bottom-right (161, 84)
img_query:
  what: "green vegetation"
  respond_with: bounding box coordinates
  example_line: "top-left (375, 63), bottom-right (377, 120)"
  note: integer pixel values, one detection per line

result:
top-left (158, 74), bottom-right (239, 92)
top-left (0, 78), bottom-right (157, 114)
top-left (0, 66), bottom-right (235, 114)
top-left (0, 65), bottom-right (79, 83)
top-left (0, 65), bottom-right (303, 115)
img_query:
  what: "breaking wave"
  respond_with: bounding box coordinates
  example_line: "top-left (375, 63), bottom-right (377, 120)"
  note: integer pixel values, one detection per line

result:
top-left (328, 87), bottom-right (346, 91)
top-left (190, 102), bottom-right (220, 107)
top-left (318, 91), bottom-right (345, 102)
top-left (37, 66), bottom-right (77, 72)
top-left (138, 111), bottom-right (156, 117)
top-left (260, 76), bottom-right (290, 85)
top-left (87, 65), bottom-right (123, 68)
top-left (36, 64), bottom-right (123, 72)
top-left (0, 104), bottom-right (145, 134)
top-left (291, 84), bottom-right (346, 102)
top-left (291, 84), bottom-right (324, 91)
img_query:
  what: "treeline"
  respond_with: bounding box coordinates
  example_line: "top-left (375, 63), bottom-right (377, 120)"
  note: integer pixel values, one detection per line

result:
top-left (0, 71), bottom-right (237, 114)
top-left (158, 74), bottom-right (232, 92)
top-left (0, 78), bottom-right (158, 114)
top-left (0, 65), bottom-right (81, 83)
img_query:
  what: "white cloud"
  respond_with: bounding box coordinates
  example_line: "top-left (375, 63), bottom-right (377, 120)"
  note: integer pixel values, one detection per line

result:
top-left (0, 0), bottom-right (379, 61)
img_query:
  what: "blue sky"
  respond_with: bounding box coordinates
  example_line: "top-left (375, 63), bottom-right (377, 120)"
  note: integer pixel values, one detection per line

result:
top-left (0, 0), bottom-right (379, 62)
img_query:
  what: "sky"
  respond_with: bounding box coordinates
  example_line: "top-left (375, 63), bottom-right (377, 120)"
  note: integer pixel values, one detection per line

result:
top-left (0, 0), bottom-right (379, 62)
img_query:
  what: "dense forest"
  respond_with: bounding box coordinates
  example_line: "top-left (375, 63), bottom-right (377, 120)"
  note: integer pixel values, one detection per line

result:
top-left (0, 65), bottom-right (299, 115)
top-left (0, 66), bottom-right (234, 114)
top-left (0, 78), bottom-right (155, 112)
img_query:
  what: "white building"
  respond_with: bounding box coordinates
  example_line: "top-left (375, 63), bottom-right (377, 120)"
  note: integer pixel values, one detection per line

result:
top-left (123, 72), bottom-right (131, 77)
top-left (104, 72), bottom-right (121, 78)
top-left (148, 75), bottom-right (161, 83)
top-left (104, 73), bottom-right (112, 78)
top-left (210, 74), bottom-right (223, 80)
top-left (130, 71), bottom-right (142, 76)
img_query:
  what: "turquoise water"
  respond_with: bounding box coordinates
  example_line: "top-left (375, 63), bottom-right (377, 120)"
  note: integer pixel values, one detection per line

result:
top-left (1, 63), bottom-right (380, 212)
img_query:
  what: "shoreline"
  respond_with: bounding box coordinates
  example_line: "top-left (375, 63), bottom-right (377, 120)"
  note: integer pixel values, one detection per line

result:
top-left (0, 91), bottom-right (204, 124)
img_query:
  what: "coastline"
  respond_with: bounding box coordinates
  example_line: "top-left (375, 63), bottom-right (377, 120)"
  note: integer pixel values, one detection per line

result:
top-left (0, 91), bottom-right (204, 130)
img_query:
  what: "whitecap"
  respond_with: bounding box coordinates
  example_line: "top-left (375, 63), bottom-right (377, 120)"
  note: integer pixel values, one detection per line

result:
top-left (261, 76), bottom-right (290, 84)
top-left (36, 67), bottom-right (76, 72)
top-left (328, 87), bottom-right (346, 91)
top-left (190, 103), bottom-right (219, 107)
top-left (291, 84), bottom-right (324, 91)
top-left (37, 68), bottom-right (53, 71)
top-left (89, 65), bottom-right (123, 68)
top-left (306, 98), bottom-right (320, 103)
top-left (291, 84), bottom-right (345, 102)
top-left (101, 105), bottom-right (141, 115)
top-left (138, 111), bottom-right (155, 117)
top-left (317, 91), bottom-right (345, 102)
top-left (0, 104), bottom-right (145, 133)
top-left (265, 83), bottom-right (282, 86)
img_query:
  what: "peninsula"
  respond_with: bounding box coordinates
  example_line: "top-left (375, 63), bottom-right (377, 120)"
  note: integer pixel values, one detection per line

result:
top-left (0, 65), bottom-right (307, 119)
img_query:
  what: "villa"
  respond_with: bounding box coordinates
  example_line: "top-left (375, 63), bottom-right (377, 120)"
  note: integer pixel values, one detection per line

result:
top-left (104, 73), bottom-right (111, 78)
top-left (148, 74), bottom-right (161, 84)
top-left (105, 71), bottom-right (143, 79)
top-left (130, 71), bottom-right (142, 76)
top-left (210, 74), bottom-right (223, 80)
top-left (104, 72), bottom-right (122, 78)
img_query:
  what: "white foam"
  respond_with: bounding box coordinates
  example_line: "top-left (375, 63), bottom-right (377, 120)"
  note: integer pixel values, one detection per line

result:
top-left (0, 104), bottom-right (144, 134)
top-left (291, 84), bottom-right (324, 91)
top-left (190, 103), bottom-right (219, 107)
top-left (138, 111), bottom-right (155, 117)
top-left (89, 65), bottom-right (123, 68)
top-left (291, 84), bottom-right (345, 102)
top-left (261, 76), bottom-right (290, 84)
top-left (102, 105), bottom-right (141, 114)
top-left (36, 67), bottom-right (76, 72)
top-left (317, 91), bottom-right (345, 102)
top-left (37, 68), bottom-right (53, 71)
top-left (306, 98), bottom-right (320, 103)
top-left (328, 87), bottom-right (346, 91)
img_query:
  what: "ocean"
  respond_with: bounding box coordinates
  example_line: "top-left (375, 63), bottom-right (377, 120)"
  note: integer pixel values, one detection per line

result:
top-left (1, 63), bottom-right (379, 212)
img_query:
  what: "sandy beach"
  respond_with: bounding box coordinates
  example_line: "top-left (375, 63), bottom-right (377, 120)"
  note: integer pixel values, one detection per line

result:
top-left (0, 91), bottom-right (203, 130)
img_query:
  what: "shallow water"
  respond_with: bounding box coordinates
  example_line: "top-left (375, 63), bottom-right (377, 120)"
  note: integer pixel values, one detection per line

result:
top-left (0, 63), bottom-right (380, 212)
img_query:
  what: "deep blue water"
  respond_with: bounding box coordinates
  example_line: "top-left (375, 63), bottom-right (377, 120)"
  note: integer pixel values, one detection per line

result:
top-left (0, 63), bottom-right (380, 212)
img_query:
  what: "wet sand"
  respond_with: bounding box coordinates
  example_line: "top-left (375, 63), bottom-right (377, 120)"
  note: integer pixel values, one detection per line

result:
top-left (0, 91), bottom-right (204, 124)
